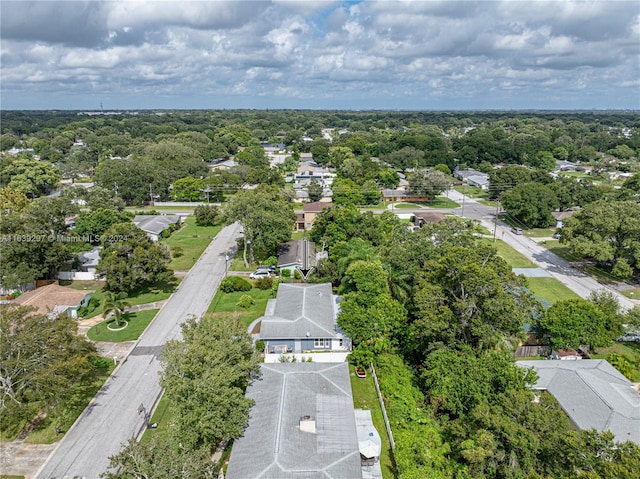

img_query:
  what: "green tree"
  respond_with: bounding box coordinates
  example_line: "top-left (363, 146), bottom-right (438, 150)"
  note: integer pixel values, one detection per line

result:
top-left (501, 182), bottom-right (558, 228)
top-left (170, 177), bottom-right (205, 201)
top-left (160, 316), bottom-right (259, 450)
top-left (376, 168), bottom-right (400, 189)
top-left (101, 291), bottom-right (132, 328)
top-left (194, 204), bottom-right (220, 226)
top-left (561, 200), bottom-right (640, 276)
top-left (407, 168), bottom-right (451, 199)
top-left (0, 158), bottom-right (61, 197)
top-left (307, 178), bottom-right (323, 202)
top-left (331, 177), bottom-right (365, 206)
top-left (102, 436), bottom-right (215, 479)
top-left (74, 208), bottom-right (131, 238)
top-left (224, 184), bottom-right (295, 267)
top-left (383, 146), bottom-right (425, 172)
top-left (0, 187), bottom-right (30, 215)
top-left (96, 223), bottom-right (173, 293)
top-left (0, 305), bottom-right (97, 433)
top-left (539, 299), bottom-right (612, 350)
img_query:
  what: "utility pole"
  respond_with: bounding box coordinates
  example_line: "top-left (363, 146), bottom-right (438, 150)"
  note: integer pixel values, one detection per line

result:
top-left (149, 184), bottom-right (154, 207)
top-left (461, 183), bottom-right (466, 217)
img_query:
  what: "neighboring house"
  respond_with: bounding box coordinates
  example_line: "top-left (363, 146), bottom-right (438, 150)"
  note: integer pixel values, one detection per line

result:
top-left (208, 159), bottom-right (238, 171)
top-left (454, 168), bottom-right (490, 190)
top-left (296, 201), bottom-right (332, 231)
top-left (13, 283), bottom-right (93, 319)
top-left (58, 246), bottom-right (102, 281)
top-left (258, 283), bottom-right (351, 355)
top-left (132, 215), bottom-right (181, 242)
top-left (517, 360), bottom-right (640, 444)
top-left (551, 210), bottom-right (575, 228)
top-left (412, 211), bottom-right (446, 228)
top-left (277, 240), bottom-right (318, 274)
top-left (550, 348), bottom-right (583, 360)
top-left (381, 189), bottom-right (429, 203)
top-left (226, 362), bottom-right (363, 479)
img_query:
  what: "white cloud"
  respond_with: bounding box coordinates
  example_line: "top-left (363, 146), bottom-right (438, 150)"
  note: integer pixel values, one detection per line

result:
top-left (0, 0), bottom-right (638, 109)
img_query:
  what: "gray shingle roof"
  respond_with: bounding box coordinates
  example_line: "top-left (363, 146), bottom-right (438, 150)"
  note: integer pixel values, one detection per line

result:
top-left (226, 363), bottom-right (361, 479)
top-left (277, 240), bottom-right (317, 268)
top-left (517, 360), bottom-right (640, 444)
top-left (132, 215), bottom-right (180, 236)
top-left (259, 283), bottom-right (339, 340)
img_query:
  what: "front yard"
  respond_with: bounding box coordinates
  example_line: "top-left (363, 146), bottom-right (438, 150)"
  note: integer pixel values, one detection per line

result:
top-left (162, 216), bottom-right (222, 270)
top-left (86, 309), bottom-right (160, 342)
top-left (480, 239), bottom-right (537, 268)
top-left (526, 277), bottom-right (580, 305)
top-left (206, 284), bottom-right (273, 327)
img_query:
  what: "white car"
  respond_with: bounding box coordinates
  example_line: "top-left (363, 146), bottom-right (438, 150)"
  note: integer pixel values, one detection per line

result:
top-left (249, 270), bottom-right (271, 280)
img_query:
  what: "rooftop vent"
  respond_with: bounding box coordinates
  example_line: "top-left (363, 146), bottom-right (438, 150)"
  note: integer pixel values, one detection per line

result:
top-left (299, 415), bottom-right (316, 434)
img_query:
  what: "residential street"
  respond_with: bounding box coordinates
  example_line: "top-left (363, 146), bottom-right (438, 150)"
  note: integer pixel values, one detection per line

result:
top-left (35, 223), bottom-right (242, 479)
top-left (446, 190), bottom-right (638, 312)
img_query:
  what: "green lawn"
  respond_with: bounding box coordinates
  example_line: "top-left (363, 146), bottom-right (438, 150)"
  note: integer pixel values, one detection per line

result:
top-left (25, 357), bottom-right (115, 444)
top-left (1, 475), bottom-right (25, 479)
top-left (392, 202), bottom-right (419, 209)
top-left (524, 227), bottom-right (558, 238)
top-left (526, 277), bottom-right (580, 305)
top-left (350, 367), bottom-right (396, 479)
top-left (480, 239), bottom-right (536, 268)
top-left (206, 286), bottom-right (273, 327)
top-left (86, 309), bottom-right (159, 342)
top-left (61, 279), bottom-right (177, 318)
top-left (591, 342), bottom-right (640, 382)
top-left (162, 217), bottom-right (222, 270)
top-left (453, 185), bottom-right (489, 198)
top-left (416, 196), bottom-right (460, 209)
top-left (126, 205), bottom-right (198, 212)
top-left (543, 241), bottom-right (619, 284)
top-left (477, 199), bottom-right (499, 207)
top-left (621, 287), bottom-right (640, 299)
top-left (140, 394), bottom-right (174, 444)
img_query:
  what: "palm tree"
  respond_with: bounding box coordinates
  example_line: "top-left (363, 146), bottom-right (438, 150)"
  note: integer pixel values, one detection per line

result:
top-left (102, 291), bottom-right (132, 328)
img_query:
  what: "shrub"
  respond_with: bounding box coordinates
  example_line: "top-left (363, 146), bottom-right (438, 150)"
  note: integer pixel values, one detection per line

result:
top-left (220, 276), bottom-right (252, 293)
top-left (237, 294), bottom-right (255, 309)
top-left (254, 276), bottom-right (273, 290)
top-left (171, 245), bottom-right (184, 258)
top-left (281, 268), bottom-right (291, 278)
top-left (255, 340), bottom-right (265, 352)
top-left (294, 269), bottom-right (302, 280)
top-left (194, 204), bottom-right (219, 226)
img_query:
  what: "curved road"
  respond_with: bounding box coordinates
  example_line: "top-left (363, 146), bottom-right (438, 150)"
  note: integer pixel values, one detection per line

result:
top-left (36, 223), bottom-right (242, 479)
top-left (446, 189), bottom-right (638, 312)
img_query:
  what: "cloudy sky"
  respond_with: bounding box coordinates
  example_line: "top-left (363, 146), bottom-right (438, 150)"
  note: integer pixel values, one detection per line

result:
top-left (1, 0), bottom-right (639, 110)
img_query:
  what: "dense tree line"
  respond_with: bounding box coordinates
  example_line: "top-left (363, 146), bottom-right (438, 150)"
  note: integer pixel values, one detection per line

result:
top-left (309, 207), bottom-right (640, 478)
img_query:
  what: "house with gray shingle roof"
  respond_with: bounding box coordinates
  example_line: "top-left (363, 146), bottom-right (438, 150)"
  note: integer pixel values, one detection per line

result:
top-left (258, 283), bottom-right (351, 354)
top-left (517, 359), bottom-right (640, 444)
top-left (132, 215), bottom-right (181, 242)
top-left (226, 362), bottom-right (362, 479)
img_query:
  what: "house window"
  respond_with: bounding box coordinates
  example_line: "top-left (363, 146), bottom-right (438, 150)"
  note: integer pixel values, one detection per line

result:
top-left (339, 339), bottom-right (343, 347)
top-left (314, 338), bottom-right (330, 348)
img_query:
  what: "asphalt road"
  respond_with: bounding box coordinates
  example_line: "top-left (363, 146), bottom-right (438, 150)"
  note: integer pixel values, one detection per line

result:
top-left (35, 222), bottom-right (241, 479)
top-left (446, 190), bottom-right (638, 312)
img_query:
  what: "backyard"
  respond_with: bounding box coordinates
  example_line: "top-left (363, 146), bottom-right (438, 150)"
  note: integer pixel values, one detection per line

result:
top-left (350, 367), bottom-right (396, 479)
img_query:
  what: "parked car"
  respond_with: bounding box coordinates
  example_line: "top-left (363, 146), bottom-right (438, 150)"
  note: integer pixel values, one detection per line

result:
top-left (249, 270), bottom-right (272, 280)
top-left (511, 227), bottom-right (523, 235)
top-left (256, 265), bottom-right (277, 274)
top-left (552, 232), bottom-right (562, 239)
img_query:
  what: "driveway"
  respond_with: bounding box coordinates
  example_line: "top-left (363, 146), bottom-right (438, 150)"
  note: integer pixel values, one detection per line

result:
top-left (35, 223), bottom-right (242, 479)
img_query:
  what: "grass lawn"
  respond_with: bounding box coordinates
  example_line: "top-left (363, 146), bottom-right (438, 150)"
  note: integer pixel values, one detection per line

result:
top-left (392, 202), bottom-right (419, 209)
top-left (453, 186), bottom-right (489, 198)
top-left (591, 342), bottom-right (640, 382)
top-left (350, 367), bottom-right (396, 479)
top-left (206, 286), bottom-right (273, 327)
top-left (480, 239), bottom-right (536, 268)
top-left (359, 202), bottom-right (387, 210)
top-left (524, 227), bottom-right (558, 238)
top-left (86, 309), bottom-right (159, 342)
top-left (61, 279), bottom-right (176, 318)
top-left (416, 197), bottom-right (460, 209)
top-left (1, 476), bottom-right (25, 479)
top-left (140, 394), bottom-right (174, 444)
top-left (526, 277), bottom-right (580, 305)
top-left (621, 287), bottom-right (640, 299)
top-left (229, 256), bottom-right (255, 272)
top-left (162, 217), bottom-right (222, 270)
top-left (25, 357), bottom-right (116, 444)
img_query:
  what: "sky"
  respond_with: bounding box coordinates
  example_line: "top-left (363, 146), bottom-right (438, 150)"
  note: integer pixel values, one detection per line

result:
top-left (1, 0), bottom-right (639, 110)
